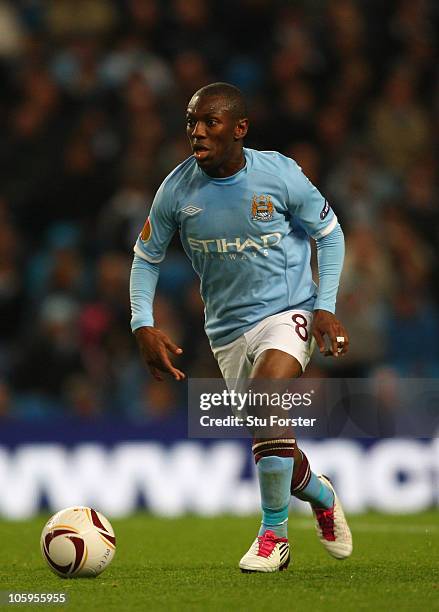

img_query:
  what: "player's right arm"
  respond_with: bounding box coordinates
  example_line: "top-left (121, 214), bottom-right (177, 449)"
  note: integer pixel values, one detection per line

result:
top-left (130, 182), bottom-right (185, 381)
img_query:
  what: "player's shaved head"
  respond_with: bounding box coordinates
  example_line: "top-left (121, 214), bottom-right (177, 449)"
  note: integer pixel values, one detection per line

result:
top-left (191, 82), bottom-right (247, 119)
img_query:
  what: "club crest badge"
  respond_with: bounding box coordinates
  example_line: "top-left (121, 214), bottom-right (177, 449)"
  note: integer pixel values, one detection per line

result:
top-left (252, 194), bottom-right (274, 222)
top-left (140, 217), bottom-right (152, 242)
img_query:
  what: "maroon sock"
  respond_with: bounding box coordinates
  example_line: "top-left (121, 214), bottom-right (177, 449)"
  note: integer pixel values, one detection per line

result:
top-left (290, 449), bottom-right (311, 494)
top-left (252, 438), bottom-right (296, 464)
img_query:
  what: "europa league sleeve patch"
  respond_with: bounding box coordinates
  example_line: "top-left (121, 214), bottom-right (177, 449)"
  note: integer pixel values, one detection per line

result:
top-left (140, 217), bottom-right (152, 242)
top-left (320, 200), bottom-right (331, 220)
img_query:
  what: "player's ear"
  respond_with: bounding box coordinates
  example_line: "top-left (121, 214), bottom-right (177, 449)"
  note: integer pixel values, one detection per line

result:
top-left (234, 118), bottom-right (249, 140)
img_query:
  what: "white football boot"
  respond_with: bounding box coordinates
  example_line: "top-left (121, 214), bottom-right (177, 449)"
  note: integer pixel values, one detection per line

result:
top-left (239, 530), bottom-right (290, 573)
top-left (313, 475), bottom-right (353, 559)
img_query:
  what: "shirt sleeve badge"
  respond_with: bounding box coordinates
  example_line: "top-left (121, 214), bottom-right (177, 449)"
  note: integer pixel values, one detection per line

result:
top-left (320, 200), bottom-right (331, 220)
top-left (140, 217), bottom-right (152, 241)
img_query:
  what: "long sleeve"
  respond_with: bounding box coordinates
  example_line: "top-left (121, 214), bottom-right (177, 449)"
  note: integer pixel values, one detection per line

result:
top-left (313, 224), bottom-right (345, 313)
top-left (130, 254), bottom-right (160, 332)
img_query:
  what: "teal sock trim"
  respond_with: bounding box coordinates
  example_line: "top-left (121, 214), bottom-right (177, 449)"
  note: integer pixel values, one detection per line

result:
top-left (294, 472), bottom-right (334, 509)
top-left (257, 456), bottom-right (293, 538)
top-left (261, 505), bottom-right (290, 527)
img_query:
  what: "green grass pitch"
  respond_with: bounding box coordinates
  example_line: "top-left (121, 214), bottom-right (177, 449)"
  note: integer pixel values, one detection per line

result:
top-left (0, 512), bottom-right (438, 611)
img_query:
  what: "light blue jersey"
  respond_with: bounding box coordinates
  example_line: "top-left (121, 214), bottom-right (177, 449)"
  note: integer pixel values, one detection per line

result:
top-left (133, 148), bottom-right (340, 347)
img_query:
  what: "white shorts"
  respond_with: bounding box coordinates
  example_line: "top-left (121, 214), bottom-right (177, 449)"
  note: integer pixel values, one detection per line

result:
top-left (212, 309), bottom-right (315, 382)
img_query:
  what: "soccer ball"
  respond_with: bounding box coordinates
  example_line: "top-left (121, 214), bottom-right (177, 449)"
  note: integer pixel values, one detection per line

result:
top-left (40, 506), bottom-right (116, 578)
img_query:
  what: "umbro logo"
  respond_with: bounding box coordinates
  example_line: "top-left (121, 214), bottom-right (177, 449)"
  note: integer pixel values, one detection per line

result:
top-left (181, 205), bottom-right (203, 216)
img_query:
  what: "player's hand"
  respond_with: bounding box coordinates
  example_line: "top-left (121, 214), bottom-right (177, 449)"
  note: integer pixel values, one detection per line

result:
top-left (311, 310), bottom-right (349, 357)
top-left (134, 326), bottom-right (185, 381)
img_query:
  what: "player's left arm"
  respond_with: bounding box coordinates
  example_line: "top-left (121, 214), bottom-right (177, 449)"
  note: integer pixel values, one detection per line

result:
top-left (285, 157), bottom-right (348, 357)
top-left (313, 226), bottom-right (349, 357)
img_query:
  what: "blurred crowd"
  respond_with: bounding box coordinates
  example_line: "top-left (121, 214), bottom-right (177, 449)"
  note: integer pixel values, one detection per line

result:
top-left (0, 0), bottom-right (438, 420)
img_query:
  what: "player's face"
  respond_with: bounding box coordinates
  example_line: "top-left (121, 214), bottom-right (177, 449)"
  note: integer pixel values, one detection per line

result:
top-left (186, 94), bottom-right (248, 177)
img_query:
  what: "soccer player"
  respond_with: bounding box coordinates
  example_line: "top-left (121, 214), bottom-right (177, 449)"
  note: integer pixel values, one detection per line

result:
top-left (130, 82), bottom-right (352, 572)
